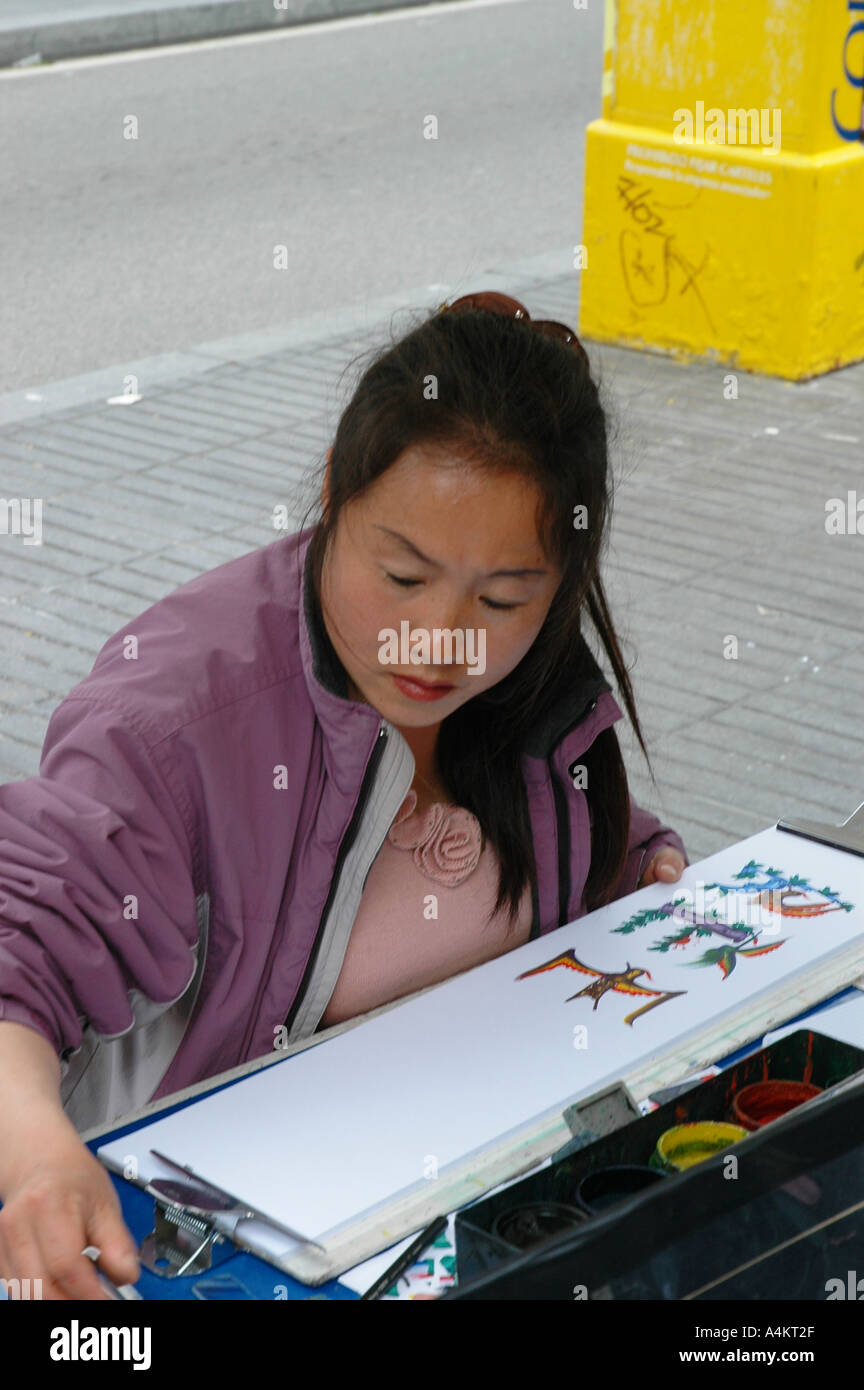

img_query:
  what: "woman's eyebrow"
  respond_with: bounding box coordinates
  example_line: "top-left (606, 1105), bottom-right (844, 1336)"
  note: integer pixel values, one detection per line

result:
top-left (374, 525), bottom-right (548, 578)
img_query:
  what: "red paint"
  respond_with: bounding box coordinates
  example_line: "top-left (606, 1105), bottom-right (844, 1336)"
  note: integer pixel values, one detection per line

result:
top-left (730, 1079), bottom-right (822, 1130)
top-left (803, 1031), bottom-right (815, 1085)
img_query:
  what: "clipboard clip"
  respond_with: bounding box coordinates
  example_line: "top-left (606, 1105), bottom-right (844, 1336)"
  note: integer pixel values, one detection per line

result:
top-left (139, 1149), bottom-right (328, 1277)
top-left (140, 1182), bottom-right (236, 1280)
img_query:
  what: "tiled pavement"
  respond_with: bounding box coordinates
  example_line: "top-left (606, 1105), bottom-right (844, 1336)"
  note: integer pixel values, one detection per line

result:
top-left (1, 257), bottom-right (863, 866)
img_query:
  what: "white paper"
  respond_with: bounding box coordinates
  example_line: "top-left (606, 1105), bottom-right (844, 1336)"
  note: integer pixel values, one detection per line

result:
top-left (99, 825), bottom-right (864, 1245)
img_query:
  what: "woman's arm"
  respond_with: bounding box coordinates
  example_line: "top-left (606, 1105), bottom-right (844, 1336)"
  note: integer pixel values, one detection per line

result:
top-left (0, 1021), bottom-right (64, 1172)
top-left (0, 1021), bottom-right (141, 1299)
top-left (0, 693), bottom-right (202, 1297)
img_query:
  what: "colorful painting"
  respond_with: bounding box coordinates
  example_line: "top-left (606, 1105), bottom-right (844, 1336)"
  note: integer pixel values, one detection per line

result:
top-left (381, 1220), bottom-right (457, 1301)
top-left (516, 950), bottom-right (686, 1026)
top-left (611, 862), bottom-right (855, 979)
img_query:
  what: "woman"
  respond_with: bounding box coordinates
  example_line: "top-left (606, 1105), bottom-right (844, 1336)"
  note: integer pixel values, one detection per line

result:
top-left (0, 292), bottom-right (687, 1299)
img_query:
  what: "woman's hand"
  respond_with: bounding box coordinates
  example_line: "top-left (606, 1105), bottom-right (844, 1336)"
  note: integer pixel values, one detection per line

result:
top-left (0, 1128), bottom-right (141, 1300)
top-left (639, 848), bottom-right (687, 888)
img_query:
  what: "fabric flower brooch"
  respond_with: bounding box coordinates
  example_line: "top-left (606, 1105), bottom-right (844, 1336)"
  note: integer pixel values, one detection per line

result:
top-left (387, 788), bottom-right (482, 886)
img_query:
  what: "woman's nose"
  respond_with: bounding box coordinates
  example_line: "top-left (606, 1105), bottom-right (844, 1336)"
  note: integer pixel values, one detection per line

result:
top-left (417, 592), bottom-right (474, 636)
top-left (414, 594), bottom-right (479, 668)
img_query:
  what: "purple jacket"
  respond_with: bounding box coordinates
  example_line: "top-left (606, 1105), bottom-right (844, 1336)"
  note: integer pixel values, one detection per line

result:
top-left (0, 527), bottom-right (688, 1130)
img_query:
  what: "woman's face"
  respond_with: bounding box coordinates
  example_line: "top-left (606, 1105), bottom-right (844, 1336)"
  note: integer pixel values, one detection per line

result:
top-left (319, 443), bottom-right (563, 730)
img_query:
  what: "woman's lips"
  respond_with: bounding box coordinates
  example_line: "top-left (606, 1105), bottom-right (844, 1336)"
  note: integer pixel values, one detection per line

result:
top-left (391, 673), bottom-right (456, 702)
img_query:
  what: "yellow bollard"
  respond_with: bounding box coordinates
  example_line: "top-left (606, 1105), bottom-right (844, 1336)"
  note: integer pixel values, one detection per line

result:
top-left (579, 0), bottom-right (864, 379)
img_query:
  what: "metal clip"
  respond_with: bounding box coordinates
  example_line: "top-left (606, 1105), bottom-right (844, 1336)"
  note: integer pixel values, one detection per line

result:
top-left (140, 1191), bottom-right (234, 1280)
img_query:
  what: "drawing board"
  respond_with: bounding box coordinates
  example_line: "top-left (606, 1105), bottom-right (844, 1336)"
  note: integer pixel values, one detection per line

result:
top-left (98, 825), bottom-right (864, 1246)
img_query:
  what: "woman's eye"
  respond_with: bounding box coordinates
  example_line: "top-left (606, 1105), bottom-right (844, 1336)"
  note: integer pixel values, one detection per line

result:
top-left (384, 572), bottom-right (520, 611)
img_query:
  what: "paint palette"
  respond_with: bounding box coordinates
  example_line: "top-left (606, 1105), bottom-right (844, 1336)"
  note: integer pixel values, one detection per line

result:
top-left (451, 1029), bottom-right (864, 1299)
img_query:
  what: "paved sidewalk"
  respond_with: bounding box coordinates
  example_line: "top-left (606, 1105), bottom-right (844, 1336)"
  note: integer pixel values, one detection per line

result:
top-left (0, 0), bottom-right (448, 67)
top-left (1, 249), bottom-right (863, 866)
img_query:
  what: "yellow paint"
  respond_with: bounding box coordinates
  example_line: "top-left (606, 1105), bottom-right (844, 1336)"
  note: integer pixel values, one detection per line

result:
top-left (654, 1121), bottom-right (749, 1171)
top-left (580, 0), bottom-right (864, 378)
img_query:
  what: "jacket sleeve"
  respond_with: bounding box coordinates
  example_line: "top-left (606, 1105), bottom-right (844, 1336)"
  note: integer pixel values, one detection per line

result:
top-left (611, 790), bottom-right (690, 903)
top-left (0, 694), bottom-right (200, 1063)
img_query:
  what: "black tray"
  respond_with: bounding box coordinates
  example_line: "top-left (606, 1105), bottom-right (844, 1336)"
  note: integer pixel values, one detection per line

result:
top-left (452, 1028), bottom-right (864, 1294)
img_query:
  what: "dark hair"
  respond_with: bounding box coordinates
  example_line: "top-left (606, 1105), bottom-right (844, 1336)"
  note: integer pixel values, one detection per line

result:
top-left (296, 303), bottom-right (656, 926)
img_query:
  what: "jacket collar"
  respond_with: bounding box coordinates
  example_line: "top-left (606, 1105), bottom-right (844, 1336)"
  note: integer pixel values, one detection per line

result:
top-left (295, 525), bottom-right (613, 761)
top-left (298, 526), bottom-right (349, 701)
top-left (520, 651), bottom-right (612, 759)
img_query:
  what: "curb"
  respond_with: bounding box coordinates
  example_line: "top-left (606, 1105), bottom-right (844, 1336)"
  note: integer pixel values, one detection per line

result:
top-left (0, 247), bottom-right (575, 427)
top-left (0, 0), bottom-right (461, 70)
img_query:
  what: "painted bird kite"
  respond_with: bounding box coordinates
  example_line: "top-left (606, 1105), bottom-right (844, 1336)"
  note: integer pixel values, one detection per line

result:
top-left (516, 950), bottom-right (686, 1027)
top-left (684, 937), bottom-right (787, 980)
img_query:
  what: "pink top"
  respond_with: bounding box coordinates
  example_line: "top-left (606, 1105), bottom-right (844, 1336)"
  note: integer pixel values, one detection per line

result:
top-left (319, 788), bottom-right (533, 1027)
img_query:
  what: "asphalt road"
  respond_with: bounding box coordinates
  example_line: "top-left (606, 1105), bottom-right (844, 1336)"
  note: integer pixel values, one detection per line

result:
top-left (0, 0), bottom-right (604, 393)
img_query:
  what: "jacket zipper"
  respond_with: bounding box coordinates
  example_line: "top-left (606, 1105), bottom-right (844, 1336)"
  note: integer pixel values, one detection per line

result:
top-left (280, 723), bottom-right (389, 1041)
